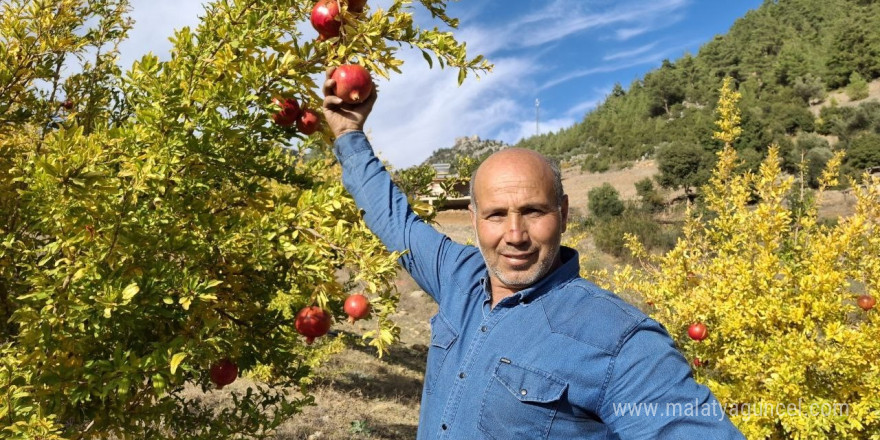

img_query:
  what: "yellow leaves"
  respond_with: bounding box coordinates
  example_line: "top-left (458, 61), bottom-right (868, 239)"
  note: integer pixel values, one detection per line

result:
top-left (169, 352), bottom-right (187, 375)
top-left (593, 87), bottom-right (880, 438)
top-left (622, 233), bottom-right (649, 262)
top-left (363, 327), bottom-right (400, 358)
top-left (818, 151), bottom-right (844, 190)
top-left (754, 145), bottom-right (793, 204)
top-left (712, 77), bottom-right (743, 146)
top-left (121, 282), bottom-right (140, 302)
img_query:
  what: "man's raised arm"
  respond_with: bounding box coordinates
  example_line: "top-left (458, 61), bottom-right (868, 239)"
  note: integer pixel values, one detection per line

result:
top-left (321, 68), bottom-right (477, 303)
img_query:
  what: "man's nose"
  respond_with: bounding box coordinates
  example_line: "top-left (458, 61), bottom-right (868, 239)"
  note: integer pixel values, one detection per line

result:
top-left (504, 213), bottom-right (528, 244)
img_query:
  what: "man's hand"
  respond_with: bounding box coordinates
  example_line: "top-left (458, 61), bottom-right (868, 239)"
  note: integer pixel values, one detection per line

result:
top-left (322, 67), bottom-right (377, 138)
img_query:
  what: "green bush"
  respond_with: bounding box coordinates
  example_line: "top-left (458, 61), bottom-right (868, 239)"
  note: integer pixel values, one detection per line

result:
top-left (792, 74), bottom-right (826, 104)
top-left (587, 183), bottom-right (625, 220)
top-left (582, 155), bottom-right (611, 173)
top-left (634, 177), bottom-right (666, 213)
top-left (805, 147), bottom-right (835, 188)
top-left (846, 71), bottom-right (870, 101)
top-left (656, 142), bottom-right (715, 196)
top-left (591, 208), bottom-right (680, 259)
top-left (844, 132), bottom-right (880, 178)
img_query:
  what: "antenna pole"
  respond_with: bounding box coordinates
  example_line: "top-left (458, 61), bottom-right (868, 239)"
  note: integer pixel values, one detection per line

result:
top-left (535, 98), bottom-right (540, 135)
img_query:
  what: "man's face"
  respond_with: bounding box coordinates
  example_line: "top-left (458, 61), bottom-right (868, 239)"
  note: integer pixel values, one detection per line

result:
top-left (470, 151), bottom-right (568, 299)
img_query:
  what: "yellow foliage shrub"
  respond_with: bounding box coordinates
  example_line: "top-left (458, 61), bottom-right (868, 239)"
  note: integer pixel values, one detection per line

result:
top-left (591, 79), bottom-right (880, 439)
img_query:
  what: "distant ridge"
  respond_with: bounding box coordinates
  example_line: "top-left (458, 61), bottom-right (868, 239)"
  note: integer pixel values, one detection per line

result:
top-left (420, 135), bottom-right (509, 166)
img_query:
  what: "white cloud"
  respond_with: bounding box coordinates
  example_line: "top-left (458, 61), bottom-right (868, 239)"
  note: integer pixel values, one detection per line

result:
top-left (604, 42), bottom-right (660, 61)
top-left (495, 0), bottom-right (690, 49)
top-left (566, 97), bottom-right (603, 119)
top-left (494, 116), bottom-right (577, 146)
top-left (617, 11), bottom-right (687, 41)
top-left (614, 27), bottom-right (653, 41)
top-left (366, 49), bottom-right (536, 167)
top-left (453, 0), bottom-right (690, 56)
top-left (539, 39), bottom-right (702, 92)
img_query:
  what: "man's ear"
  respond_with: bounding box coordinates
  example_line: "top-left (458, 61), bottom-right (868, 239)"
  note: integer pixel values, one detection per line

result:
top-left (469, 203), bottom-right (476, 227)
top-left (560, 194), bottom-right (569, 233)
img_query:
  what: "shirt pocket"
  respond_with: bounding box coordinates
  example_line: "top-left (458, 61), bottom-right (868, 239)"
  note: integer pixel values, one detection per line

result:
top-left (425, 312), bottom-right (459, 395)
top-left (478, 360), bottom-right (568, 440)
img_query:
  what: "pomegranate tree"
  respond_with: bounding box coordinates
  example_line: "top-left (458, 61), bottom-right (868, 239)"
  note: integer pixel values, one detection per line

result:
top-left (343, 293), bottom-right (371, 323)
top-left (331, 64), bottom-right (373, 104)
top-left (210, 358), bottom-right (239, 389)
top-left (0, 0), bottom-right (492, 436)
top-left (295, 306), bottom-right (332, 344)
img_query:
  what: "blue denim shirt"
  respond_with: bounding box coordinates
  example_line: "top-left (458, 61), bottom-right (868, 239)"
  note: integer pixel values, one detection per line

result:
top-left (334, 131), bottom-right (744, 440)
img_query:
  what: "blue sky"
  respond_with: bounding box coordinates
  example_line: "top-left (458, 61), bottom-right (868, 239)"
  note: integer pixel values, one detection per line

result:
top-left (119, 0), bottom-right (763, 168)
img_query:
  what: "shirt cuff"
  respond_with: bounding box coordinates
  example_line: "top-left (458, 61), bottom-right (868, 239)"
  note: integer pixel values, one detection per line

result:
top-left (333, 131), bottom-right (372, 162)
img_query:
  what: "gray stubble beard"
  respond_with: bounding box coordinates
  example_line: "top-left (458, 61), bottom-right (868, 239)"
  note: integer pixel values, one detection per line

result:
top-left (474, 230), bottom-right (562, 292)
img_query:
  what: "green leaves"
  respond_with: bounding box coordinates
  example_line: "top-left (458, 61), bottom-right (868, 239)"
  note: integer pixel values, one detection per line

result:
top-left (121, 282), bottom-right (139, 302)
top-left (1, 0), bottom-right (490, 437)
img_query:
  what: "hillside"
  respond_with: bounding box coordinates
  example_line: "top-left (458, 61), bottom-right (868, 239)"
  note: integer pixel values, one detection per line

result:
top-left (512, 0), bottom-right (880, 179)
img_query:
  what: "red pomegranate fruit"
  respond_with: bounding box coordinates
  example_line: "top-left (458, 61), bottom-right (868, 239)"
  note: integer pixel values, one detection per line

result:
top-left (295, 306), bottom-right (332, 344)
top-left (210, 358), bottom-right (238, 389)
top-left (272, 97), bottom-right (301, 127)
top-left (858, 294), bottom-right (876, 311)
top-left (348, 0), bottom-right (367, 12)
top-left (687, 322), bottom-right (708, 342)
top-left (296, 108), bottom-right (321, 135)
top-left (343, 293), bottom-right (371, 323)
top-left (311, 0), bottom-right (341, 39)
top-left (331, 64), bottom-right (373, 104)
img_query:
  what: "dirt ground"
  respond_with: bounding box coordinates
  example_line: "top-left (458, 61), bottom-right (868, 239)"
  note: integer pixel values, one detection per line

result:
top-left (808, 78), bottom-right (880, 116)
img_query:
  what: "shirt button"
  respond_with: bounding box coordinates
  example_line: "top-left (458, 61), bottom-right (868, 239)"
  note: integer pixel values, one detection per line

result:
top-left (459, 372), bottom-right (466, 379)
top-left (441, 424), bottom-right (448, 430)
top-left (480, 325), bottom-right (488, 332)
top-left (520, 389), bottom-right (528, 396)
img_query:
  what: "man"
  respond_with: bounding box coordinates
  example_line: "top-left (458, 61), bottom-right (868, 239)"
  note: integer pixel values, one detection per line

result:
top-left (322, 70), bottom-right (744, 439)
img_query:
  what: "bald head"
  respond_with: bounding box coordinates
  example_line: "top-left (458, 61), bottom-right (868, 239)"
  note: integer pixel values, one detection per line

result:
top-left (469, 148), bottom-right (564, 210)
top-left (468, 148), bottom-right (569, 300)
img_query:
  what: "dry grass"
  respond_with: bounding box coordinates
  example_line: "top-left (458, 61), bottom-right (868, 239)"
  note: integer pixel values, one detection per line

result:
top-left (808, 78), bottom-right (880, 116)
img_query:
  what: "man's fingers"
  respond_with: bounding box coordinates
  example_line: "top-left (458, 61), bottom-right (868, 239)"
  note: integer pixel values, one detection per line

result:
top-left (361, 86), bottom-right (377, 110)
top-left (323, 94), bottom-right (344, 109)
top-left (323, 67), bottom-right (337, 97)
top-left (323, 78), bottom-right (337, 98)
